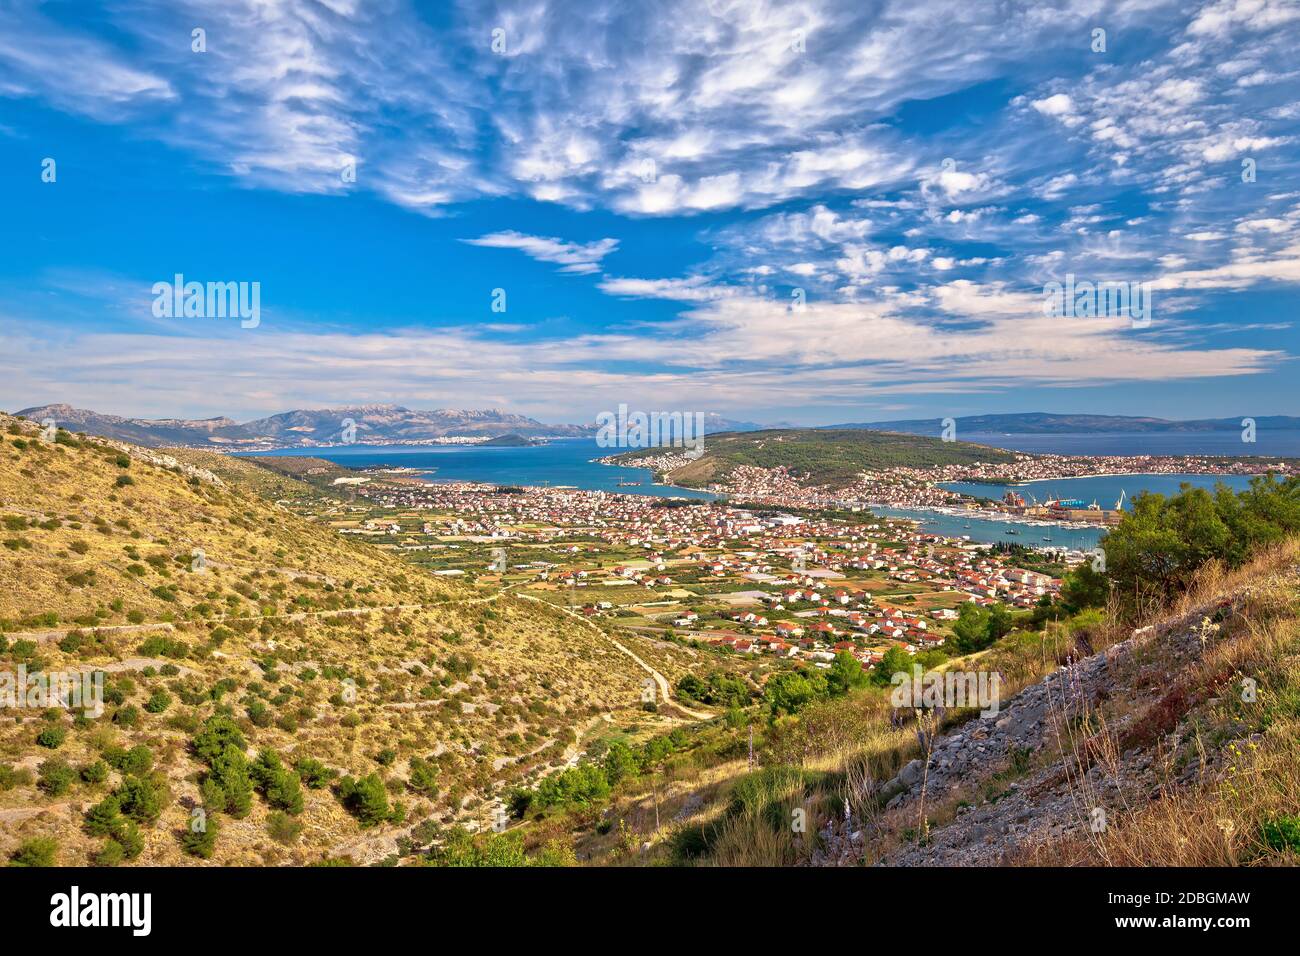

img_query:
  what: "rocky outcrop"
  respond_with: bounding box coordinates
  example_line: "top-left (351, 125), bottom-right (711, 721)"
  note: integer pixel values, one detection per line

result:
top-left (813, 586), bottom-right (1270, 866)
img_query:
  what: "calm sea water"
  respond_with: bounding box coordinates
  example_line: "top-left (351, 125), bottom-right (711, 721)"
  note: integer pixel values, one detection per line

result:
top-left (239, 438), bottom-right (717, 500)
top-left (941, 473), bottom-right (1259, 508)
top-left (873, 506), bottom-right (1106, 551)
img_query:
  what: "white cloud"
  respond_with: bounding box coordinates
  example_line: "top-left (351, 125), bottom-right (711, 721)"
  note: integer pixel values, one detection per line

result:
top-left (1031, 93), bottom-right (1073, 117)
top-left (462, 231), bottom-right (619, 274)
top-left (1234, 218), bottom-right (1290, 234)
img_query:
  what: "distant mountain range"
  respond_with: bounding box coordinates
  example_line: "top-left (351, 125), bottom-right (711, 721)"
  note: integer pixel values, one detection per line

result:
top-left (13, 404), bottom-right (768, 450)
top-left (15, 403), bottom-right (593, 449)
top-left (830, 412), bottom-right (1300, 435)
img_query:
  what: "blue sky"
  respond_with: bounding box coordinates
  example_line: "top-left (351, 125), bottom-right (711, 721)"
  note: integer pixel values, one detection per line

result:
top-left (1, 0), bottom-right (1298, 426)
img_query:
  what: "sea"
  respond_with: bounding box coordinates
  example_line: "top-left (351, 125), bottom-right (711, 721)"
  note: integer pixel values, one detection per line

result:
top-left (239, 432), bottom-right (1293, 551)
top-left (239, 438), bottom-right (717, 500)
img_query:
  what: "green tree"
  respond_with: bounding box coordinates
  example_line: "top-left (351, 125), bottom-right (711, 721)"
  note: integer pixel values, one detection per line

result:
top-left (950, 603), bottom-right (993, 654)
top-left (601, 741), bottom-right (639, 786)
top-left (406, 756), bottom-right (439, 796)
top-left (764, 668), bottom-right (828, 716)
top-left (207, 745), bottom-right (254, 818)
top-left (826, 650), bottom-right (869, 697)
top-left (336, 773), bottom-right (392, 827)
top-left (192, 714), bottom-right (247, 764)
top-left (114, 775), bottom-right (164, 824)
top-left (84, 796), bottom-right (122, 837)
top-left (251, 749), bottom-right (305, 814)
top-left (1060, 562), bottom-right (1109, 612)
top-left (872, 645), bottom-right (915, 686)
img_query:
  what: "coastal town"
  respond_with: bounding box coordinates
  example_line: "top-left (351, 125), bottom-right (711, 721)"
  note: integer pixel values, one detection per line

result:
top-left (611, 447), bottom-right (1294, 524)
top-left (265, 441), bottom-right (1300, 678)
top-left (302, 476), bottom-right (1068, 675)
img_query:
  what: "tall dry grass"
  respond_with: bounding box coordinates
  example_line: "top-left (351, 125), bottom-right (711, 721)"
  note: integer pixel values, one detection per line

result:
top-left (1022, 558), bottom-right (1300, 866)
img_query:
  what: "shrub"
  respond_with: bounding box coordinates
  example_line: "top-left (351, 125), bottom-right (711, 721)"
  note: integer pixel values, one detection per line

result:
top-left (267, 811), bottom-right (304, 845)
top-left (764, 668), bottom-right (828, 716)
top-left (36, 725), bottom-right (67, 749)
top-left (114, 775), bottom-right (164, 824)
top-left (294, 757), bottom-right (337, 789)
top-left (38, 758), bottom-right (76, 796)
top-left (1260, 815), bottom-right (1300, 853)
top-left (93, 839), bottom-right (126, 867)
top-left (84, 796), bottom-right (123, 837)
top-left (251, 750), bottom-right (304, 815)
top-left (532, 763), bottom-right (610, 810)
top-left (0, 764), bottom-right (33, 790)
top-left (336, 773), bottom-right (393, 827)
top-left (180, 812), bottom-right (219, 859)
top-left (80, 760), bottom-right (110, 785)
top-left (192, 714), bottom-right (246, 764)
top-left (104, 744), bottom-right (153, 777)
top-left (204, 746), bottom-right (253, 818)
top-left (144, 689), bottom-right (171, 714)
top-left (9, 837), bottom-right (58, 867)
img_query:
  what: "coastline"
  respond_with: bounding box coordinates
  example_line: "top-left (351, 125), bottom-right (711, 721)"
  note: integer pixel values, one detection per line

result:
top-left (992, 469), bottom-right (1272, 486)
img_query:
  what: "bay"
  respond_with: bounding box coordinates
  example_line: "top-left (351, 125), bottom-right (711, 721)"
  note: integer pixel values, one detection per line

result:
top-left (940, 472), bottom-right (1258, 509)
top-left (872, 505), bottom-right (1105, 551)
top-left (238, 438), bottom-right (717, 500)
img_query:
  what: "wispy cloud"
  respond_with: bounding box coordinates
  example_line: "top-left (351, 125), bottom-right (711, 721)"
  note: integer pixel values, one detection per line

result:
top-left (462, 231), bottom-right (618, 274)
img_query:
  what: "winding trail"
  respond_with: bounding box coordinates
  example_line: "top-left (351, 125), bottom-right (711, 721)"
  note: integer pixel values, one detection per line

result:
top-left (512, 593), bottom-right (714, 721)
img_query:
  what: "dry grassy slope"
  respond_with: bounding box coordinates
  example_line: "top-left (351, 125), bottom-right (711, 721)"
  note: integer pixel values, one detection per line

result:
top-left (0, 416), bottom-right (707, 866)
top-left (575, 546), bottom-right (1300, 868)
top-left (859, 549), bottom-right (1300, 866)
top-left (0, 432), bottom-right (440, 628)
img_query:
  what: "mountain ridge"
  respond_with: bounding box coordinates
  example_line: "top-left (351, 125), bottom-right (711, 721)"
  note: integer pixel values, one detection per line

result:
top-left (829, 411), bottom-right (1300, 435)
top-left (13, 403), bottom-right (594, 449)
top-left (12, 404), bottom-right (771, 450)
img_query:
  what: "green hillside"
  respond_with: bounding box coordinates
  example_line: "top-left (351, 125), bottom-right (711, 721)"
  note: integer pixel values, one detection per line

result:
top-left (630, 428), bottom-right (1019, 489)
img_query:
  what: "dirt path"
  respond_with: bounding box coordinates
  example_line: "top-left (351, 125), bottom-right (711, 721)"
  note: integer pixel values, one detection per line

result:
top-left (512, 593), bottom-right (713, 721)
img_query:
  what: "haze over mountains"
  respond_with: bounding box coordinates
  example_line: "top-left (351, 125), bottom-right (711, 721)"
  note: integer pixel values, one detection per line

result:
top-left (830, 412), bottom-right (1300, 435)
top-left (13, 404), bottom-right (765, 449)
